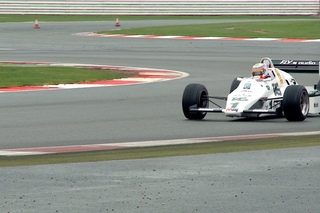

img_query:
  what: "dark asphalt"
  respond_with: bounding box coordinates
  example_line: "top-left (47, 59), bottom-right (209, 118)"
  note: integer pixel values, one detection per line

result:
top-left (2, 146), bottom-right (320, 213)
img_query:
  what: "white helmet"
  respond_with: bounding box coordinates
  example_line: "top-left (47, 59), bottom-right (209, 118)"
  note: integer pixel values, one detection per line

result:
top-left (252, 63), bottom-right (268, 79)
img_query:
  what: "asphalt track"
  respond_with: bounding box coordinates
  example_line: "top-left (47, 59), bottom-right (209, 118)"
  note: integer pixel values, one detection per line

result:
top-left (1, 19), bottom-right (320, 212)
top-left (0, 20), bottom-right (319, 150)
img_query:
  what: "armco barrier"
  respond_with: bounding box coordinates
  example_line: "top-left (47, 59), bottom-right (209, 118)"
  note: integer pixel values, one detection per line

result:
top-left (0, 0), bottom-right (319, 15)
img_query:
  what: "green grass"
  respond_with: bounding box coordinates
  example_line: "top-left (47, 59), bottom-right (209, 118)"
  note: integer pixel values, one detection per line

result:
top-left (0, 65), bottom-right (127, 88)
top-left (100, 20), bottom-right (320, 39)
top-left (1, 134), bottom-right (320, 167)
top-left (0, 14), bottom-right (318, 39)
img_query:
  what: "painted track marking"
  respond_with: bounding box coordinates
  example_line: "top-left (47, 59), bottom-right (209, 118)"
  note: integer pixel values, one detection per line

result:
top-left (1, 131), bottom-right (320, 156)
top-left (73, 32), bottom-right (320, 43)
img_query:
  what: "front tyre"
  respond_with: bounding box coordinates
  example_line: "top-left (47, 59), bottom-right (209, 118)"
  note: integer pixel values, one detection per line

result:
top-left (230, 77), bottom-right (242, 93)
top-left (283, 85), bottom-right (309, 121)
top-left (182, 84), bottom-right (209, 120)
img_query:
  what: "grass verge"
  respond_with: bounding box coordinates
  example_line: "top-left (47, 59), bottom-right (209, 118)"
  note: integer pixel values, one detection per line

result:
top-left (1, 134), bottom-right (320, 167)
top-left (0, 65), bottom-right (130, 88)
top-left (1, 14), bottom-right (318, 38)
top-left (99, 20), bottom-right (320, 39)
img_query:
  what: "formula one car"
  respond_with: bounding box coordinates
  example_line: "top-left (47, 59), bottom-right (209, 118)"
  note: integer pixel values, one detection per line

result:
top-left (182, 57), bottom-right (320, 121)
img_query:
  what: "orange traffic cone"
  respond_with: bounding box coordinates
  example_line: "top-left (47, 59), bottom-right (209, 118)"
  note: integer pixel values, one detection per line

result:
top-left (34, 17), bottom-right (40, 29)
top-left (115, 16), bottom-right (121, 27)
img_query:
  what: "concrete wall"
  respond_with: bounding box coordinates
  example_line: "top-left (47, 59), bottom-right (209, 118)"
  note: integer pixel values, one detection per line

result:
top-left (0, 0), bottom-right (319, 15)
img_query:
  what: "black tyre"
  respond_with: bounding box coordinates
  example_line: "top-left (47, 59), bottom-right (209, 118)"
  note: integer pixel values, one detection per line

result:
top-left (283, 85), bottom-right (309, 121)
top-left (182, 84), bottom-right (209, 120)
top-left (275, 106), bottom-right (283, 118)
top-left (230, 77), bottom-right (241, 93)
top-left (317, 80), bottom-right (320, 91)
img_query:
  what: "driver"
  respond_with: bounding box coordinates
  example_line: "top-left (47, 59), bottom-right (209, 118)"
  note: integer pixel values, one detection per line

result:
top-left (251, 63), bottom-right (269, 79)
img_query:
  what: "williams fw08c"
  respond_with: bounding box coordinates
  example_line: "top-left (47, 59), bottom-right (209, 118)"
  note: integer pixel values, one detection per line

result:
top-left (182, 57), bottom-right (320, 121)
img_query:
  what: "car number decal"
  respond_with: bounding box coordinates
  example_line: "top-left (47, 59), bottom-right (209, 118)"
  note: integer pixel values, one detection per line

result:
top-left (274, 68), bottom-right (284, 85)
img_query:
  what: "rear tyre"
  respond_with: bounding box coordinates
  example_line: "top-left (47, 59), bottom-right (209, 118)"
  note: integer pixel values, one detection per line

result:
top-left (182, 84), bottom-right (209, 120)
top-left (283, 85), bottom-right (309, 121)
top-left (316, 80), bottom-right (320, 91)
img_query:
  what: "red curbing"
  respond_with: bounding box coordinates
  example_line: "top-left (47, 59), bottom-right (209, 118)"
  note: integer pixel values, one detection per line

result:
top-left (73, 32), bottom-right (320, 43)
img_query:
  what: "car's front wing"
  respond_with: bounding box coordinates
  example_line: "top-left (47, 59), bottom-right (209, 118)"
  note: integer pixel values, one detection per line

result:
top-left (189, 107), bottom-right (278, 115)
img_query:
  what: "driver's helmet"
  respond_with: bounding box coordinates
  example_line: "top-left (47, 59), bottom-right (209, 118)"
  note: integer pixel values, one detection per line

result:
top-left (252, 63), bottom-right (268, 79)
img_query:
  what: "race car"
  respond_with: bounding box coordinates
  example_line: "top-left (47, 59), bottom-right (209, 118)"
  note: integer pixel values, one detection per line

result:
top-left (182, 57), bottom-right (320, 121)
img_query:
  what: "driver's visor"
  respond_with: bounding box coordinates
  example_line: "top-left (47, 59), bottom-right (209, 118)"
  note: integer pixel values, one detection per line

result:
top-left (252, 68), bottom-right (264, 76)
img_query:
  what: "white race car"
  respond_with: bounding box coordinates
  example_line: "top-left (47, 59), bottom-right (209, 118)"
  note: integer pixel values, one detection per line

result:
top-left (182, 57), bottom-right (320, 121)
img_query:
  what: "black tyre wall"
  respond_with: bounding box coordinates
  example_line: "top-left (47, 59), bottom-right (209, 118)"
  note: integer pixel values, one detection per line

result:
top-left (283, 85), bottom-right (309, 121)
top-left (317, 80), bottom-right (320, 91)
top-left (230, 77), bottom-right (241, 93)
top-left (182, 84), bottom-right (208, 120)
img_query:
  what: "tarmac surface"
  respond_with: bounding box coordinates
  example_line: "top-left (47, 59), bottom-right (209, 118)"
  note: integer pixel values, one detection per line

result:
top-left (0, 19), bottom-right (320, 212)
top-left (0, 20), bottom-right (319, 150)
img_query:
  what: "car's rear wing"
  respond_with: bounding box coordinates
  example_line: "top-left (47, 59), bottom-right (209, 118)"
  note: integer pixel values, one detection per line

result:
top-left (272, 59), bottom-right (320, 74)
